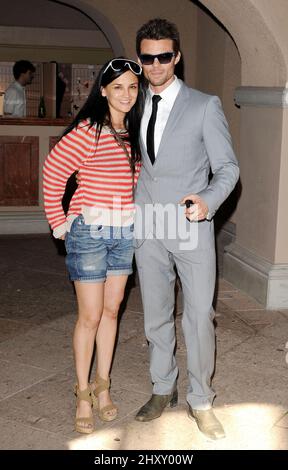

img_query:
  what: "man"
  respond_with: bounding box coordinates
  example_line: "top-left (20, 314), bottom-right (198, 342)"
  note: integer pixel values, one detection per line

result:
top-left (134, 18), bottom-right (239, 440)
top-left (4, 60), bottom-right (35, 117)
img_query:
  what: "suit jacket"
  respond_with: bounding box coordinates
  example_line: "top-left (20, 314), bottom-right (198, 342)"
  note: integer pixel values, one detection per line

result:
top-left (134, 80), bottom-right (239, 252)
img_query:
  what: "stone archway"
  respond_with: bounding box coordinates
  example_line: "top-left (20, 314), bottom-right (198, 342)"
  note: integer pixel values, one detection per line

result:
top-left (199, 0), bottom-right (286, 86)
top-left (52, 0), bottom-right (125, 56)
top-left (2, 0), bottom-right (288, 308)
top-left (64, 0), bottom-right (288, 309)
top-left (198, 0), bottom-right (288, 308)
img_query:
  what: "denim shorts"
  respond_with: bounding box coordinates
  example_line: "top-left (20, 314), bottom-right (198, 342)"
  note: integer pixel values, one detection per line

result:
top-left (65, 214), bottom-right (134, 282)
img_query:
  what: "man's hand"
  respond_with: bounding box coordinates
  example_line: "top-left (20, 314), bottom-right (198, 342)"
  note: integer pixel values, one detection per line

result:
top-left (180, 194), bottom-right (209, 222)
top-left (60, 234), bottom-right (66, 240)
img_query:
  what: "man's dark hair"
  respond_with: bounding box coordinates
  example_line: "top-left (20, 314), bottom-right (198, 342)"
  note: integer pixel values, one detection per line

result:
top-left (13, 60), bottom-right (36, 80)
top-left (136, 18), bottom-right (180, 56)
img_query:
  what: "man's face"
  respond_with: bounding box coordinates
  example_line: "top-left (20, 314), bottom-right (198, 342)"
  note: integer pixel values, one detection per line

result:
top-left (138, 39), bottom-right (180, 92)
top-left (22, 70), bottom-right (35, 86)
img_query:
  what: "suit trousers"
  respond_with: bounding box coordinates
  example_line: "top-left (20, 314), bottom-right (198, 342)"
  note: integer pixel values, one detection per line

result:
top-left (135, 237), bottom-right (216, 409)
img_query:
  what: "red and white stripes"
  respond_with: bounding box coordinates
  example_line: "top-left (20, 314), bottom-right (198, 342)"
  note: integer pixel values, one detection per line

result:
top-left (43, 121), bottom-right (140, 237)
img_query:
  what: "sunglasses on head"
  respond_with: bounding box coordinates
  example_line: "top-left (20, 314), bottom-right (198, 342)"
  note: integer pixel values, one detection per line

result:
top-left (139, 52), bottom-right (176, 65)
top-left (103, 58), bottom-right (142, 76)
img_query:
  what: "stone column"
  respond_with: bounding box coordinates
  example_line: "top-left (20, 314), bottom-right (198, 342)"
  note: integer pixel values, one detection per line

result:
top-left (223, 86), bottom-right (288, 309)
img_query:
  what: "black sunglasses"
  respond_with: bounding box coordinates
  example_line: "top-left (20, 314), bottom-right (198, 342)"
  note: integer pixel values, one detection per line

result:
top-left (103, 59), bottom-right (142, 75)
top-left (139, 52), bottom-right (175, 65)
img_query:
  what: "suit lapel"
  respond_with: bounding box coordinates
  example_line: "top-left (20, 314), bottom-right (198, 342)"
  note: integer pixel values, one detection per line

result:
top-left (140, 134), bottom-right (153, 171)
top-left (140, 81), bottom-right (190, 171)
top-left (153, 82), bottom-right (190, 168)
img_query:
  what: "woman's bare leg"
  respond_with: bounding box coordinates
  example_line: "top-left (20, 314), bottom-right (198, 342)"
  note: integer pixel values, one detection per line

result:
top-left (95, 275), bottom-right (128, 415)
top-left (74, 281), bottom-right (104, 428)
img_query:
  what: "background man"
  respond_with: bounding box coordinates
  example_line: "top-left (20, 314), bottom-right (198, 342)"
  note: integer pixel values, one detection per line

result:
top-left (4, 60), bottom-right (35, 117)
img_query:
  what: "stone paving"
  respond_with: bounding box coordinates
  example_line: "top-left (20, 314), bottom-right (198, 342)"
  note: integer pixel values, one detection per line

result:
top-left (0, 235), bottom-right (287, 450)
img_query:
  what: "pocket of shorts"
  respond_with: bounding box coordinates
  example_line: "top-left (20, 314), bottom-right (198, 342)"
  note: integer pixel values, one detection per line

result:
top-left (64, 231), bottom-right (70, 251)
top-left (71, 214), bottom-right (91, 233)
top-left (122, 224), bottom-right (134, 240)
top-left (69, 215), bottom-right (82, 232)
top-left (68, 216), bottom-right (92, 249)
top-left (90, 224), bottom-right (104, 240)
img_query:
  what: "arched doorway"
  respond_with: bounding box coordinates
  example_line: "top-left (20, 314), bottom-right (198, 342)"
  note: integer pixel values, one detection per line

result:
top-left (0, 0), bottom-right (124, 233)
top-left (198, 0), bottom-right (288, 308)
top-left (50, 0), bottom-right (125, 56)
top-left (199, 0), bottom-right (286, 86)
top-left (1, 0), bottom-right (288, 308)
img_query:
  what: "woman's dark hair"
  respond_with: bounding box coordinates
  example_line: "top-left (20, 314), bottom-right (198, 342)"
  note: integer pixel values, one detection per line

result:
top-left (136, 18), bottom-right (180, 56)
top-left (63, 58), bottom-right (144, 164)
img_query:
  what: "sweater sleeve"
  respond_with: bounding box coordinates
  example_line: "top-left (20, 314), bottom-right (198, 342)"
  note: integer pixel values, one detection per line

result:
top-left (43, 123), bottom-right (91, 237)
top-left (134, 161), bottom-right (142, 185)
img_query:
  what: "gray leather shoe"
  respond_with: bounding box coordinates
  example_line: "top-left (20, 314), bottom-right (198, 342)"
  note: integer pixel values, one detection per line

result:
top-left (135, 390), bottom-right (178, 422)
top-left (188, 405), bottom-right (225, 440)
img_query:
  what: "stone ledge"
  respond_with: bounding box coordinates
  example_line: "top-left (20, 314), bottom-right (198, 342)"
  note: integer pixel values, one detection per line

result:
top-left (223, 242), bottom-right (288, 309)
top-left (0, 211), bottom-right (50, 234)
top-left (234, 86), bottom-right (288, 108)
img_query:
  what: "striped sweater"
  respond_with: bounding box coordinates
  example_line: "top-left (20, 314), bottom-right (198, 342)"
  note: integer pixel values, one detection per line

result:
top-left (43, 120), bottom-right (141, 238)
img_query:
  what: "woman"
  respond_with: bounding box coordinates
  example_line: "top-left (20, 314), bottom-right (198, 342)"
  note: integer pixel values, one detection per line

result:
top-left (43, 58), bottom-right (143, 434)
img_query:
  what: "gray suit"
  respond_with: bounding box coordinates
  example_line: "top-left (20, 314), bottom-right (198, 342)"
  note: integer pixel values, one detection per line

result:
top-left (134, 80), bottom-right (239, 410)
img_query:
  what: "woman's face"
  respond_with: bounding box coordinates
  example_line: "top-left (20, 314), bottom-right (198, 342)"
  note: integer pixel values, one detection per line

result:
top-left (101, 70), bottom-right (139, 123)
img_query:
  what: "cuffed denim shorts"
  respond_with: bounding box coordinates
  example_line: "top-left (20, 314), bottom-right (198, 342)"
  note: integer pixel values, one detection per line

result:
top-left (65, 214), bottom-right (134, 282)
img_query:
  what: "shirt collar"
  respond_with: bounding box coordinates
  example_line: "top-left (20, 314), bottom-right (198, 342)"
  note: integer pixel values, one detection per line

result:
top-left (148, 76), bottom-right (181, 106)
top-left (14, 81), bottom-right (25, 90)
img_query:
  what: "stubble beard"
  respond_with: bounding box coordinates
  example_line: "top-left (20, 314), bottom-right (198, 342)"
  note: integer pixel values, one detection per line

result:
top-left (146, 69), bottom-right (175, 90)
top-left (146, 73), bottom-right (168, 88)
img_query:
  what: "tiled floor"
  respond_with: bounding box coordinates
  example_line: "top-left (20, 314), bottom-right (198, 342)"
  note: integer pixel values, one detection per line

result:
top-left (0, 235), bottom-right (287, 450)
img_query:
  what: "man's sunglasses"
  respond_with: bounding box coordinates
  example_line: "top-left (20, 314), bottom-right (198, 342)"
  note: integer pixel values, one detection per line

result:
top-left (139, 52), bottom-right (175, 65)
top-left (103, 59), bottom-right (142, 76)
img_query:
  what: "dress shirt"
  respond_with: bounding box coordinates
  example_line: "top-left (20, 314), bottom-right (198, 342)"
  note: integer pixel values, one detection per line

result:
top-left (141, 76), bottom-right (181, 158)
top-left (4, 81), bottom-right (26, 117)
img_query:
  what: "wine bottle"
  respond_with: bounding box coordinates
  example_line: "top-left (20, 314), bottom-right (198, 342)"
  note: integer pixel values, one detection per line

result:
top-left (38, 96), bottom-right (46, 118)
